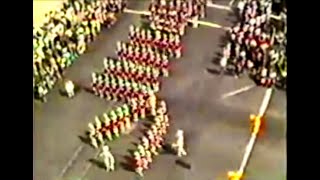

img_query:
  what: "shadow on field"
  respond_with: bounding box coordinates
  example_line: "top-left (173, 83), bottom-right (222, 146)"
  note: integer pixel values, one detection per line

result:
top-left (78, 135), bottom-right (91, 146)
top-left (120, 155), bottom-right (135, 172)
top-left (89, 158), bottom-right (105, 169)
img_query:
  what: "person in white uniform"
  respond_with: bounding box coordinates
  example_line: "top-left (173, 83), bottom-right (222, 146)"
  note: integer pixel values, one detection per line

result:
top-left (171, 129), bottom-right (187, 157)
top-left (100, 145), bottom-right (115, 172)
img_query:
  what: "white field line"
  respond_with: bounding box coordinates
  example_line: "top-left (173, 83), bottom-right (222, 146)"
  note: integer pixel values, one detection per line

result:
top-left (237, 88), bottom-right (273, 174)
top-left (221, 85), bottom-right (256, 99)
top-left (56, 99), bottom-right (118, 180)
top-left (124, 8), bottom-right (229, 30)
top-left (57, 145), bottom-right (85, 179)
top-left (79, 150), bottom-right (101, 179)
top-left (207, 2), bottom-right (232, 11)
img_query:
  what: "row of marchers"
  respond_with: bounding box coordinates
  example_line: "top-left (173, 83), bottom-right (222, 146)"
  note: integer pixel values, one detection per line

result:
top-left (85, 0), bottom-right (205, 176)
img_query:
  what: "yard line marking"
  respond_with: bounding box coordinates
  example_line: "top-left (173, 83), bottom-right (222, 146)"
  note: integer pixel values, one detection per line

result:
top-left (124, 8), bottom-right (150, 15)
top-left (57, 145), bottom-right (85, 179)
top-left (187, 19), bottom-right (230, 30)
top-left (124, 8), bottom-right (230, 30)
top-left (79, 150), bottom-right (101, 179)
top-left (207, 2), bottom-right (232, 11)
top-left (238, 88), bottom-right (273, 174)
top-left (56, 99), bottom-right (118, 179)
top-left (221, 84), bottom-right (256, 99)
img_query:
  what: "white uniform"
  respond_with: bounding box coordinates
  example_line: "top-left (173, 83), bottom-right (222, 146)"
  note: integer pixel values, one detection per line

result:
top-left (220, 56), bottom-right (228, 69)
top-left (220, 45), bottom-right (230, 71)
top-left (103, 58), bottom-right (109, 70)
top-left (237, 1), bottom-right (245, 15)
top-left (100, 145), bottom-right (115, 171)
top-left (97, 131), bottom-right (104, 145)
top-left (95, 116), bottom-right (102, 130)
top-left (65, 80), bottom-right (75, 98)
top-left (172, 129), bottom-right (187, 157)
top-left (157, 100), bottom-right (167, 115)
top-left (38, 86), bottom-right (47, 102)
top-left (148, 93), bottom-right (157, 116)
top-left (88, 123), bottom-right (98, 148)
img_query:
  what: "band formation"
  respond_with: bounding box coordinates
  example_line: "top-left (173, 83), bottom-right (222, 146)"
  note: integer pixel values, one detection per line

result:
top-left (89, 0), bottom-right (205, 176)
top-left (33, 0), bottom-right (286, 179)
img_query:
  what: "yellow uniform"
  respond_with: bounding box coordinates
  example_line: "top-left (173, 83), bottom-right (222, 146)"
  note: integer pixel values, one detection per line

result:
top-left (102, 113), bottom-right (113, 141)
top-left (124, 117), bottom-right (132, 130)
top-left (145, 149), bottom-right (152, 163)
top-left (249, 114), bottom-right (263, 135)
top-left (141, 136), bottom-right (149, 149)
top-left (147, 93), bottom-right (157, 116)
top-left (227, 171), bottom-right (243, 180)
top-left (119, 120), bottom-right (126, 134)
top-left (95, 116), bottom-right (102, 130)
top-left (96, 130), bottom-right (104, 145)
top-left (88, 123), bottom-right (98, 148)
top-left (137, 145), bottom-right (146, 156)
top-left (113, 124), bottom-right (120, 137)
top-left (150, 144), bottom-right (158, 156)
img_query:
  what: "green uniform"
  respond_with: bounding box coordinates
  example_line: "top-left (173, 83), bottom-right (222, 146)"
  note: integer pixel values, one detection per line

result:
top-left (132, 82), bottom-right (138, 92)
top-left (104, 58), bottom-right (110, 70)
top-left (111, 77), bottom-right (117, 88)
top-left (152, 67), bottom-right (159, 78)
top-left (90, 20), bottom-right (96, 37)
top-left (138, 66), bottom-right (144, 76)
top-left (116, 107), bottom-right (124, 119)
top-left (33, 39), bottom-right (39, 50)
top-left (129, 62), bottom-right (136, 74)
top-left (109, 61), bottom-right (116, 71)
top-left (147, 84), bottom-right (153, 93)
top-left (123, 60), bottom-right (129, 72)
top-left (146, 66), bottom-right (151, 77)
top-left (34, 64), bottom-right (39, 77)
top-left (109, 110), bottom-right (118, 122)
top-left (278, 60), bottom-right (287, 77)
top-left (77, 27), bottom-right (85, 37)
top-left (125, 80), bottom-right (131, 90)
top-left (140, 85), bottom-right (147, 94)
top-left (116, 60), bottom-right (122, 72)
top-left (122, 104), bottom-right (130, 117)
top-left (118, 77), bottom-right (124, 88)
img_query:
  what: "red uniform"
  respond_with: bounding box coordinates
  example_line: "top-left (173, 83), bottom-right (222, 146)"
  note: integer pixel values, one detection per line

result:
top-left (154, 135), bottom-right (163, 148)
top-left (154, 39), bottom-right (161, 47)
top-left (158, 40), bottom-right (166, 49)
top-left (141, 157), bottom-right (148, 169)
top-left (134, 156), bottom-right (143, 169)
top-left (258, 39), bottom-right (270, 49)
top-left (146, 38), bottom-right (152, 45)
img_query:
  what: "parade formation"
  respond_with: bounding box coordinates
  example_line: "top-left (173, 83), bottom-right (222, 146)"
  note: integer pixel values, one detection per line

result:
top-left (87, 0), bottom-right (205, 176)
top-left (34, 0), bottom-right (286, 179)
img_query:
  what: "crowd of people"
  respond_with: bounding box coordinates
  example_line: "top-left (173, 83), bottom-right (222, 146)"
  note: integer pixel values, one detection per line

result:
top-left (219, 0), bottom-right (287, 90)
top-left (33, 0), bottom-right (126, 102)
top-left (86, 0), bottom-right (204, 176)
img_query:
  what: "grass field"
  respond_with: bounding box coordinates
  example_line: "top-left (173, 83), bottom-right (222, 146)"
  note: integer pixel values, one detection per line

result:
top-left (33, 0), bottom-right (64, 27)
